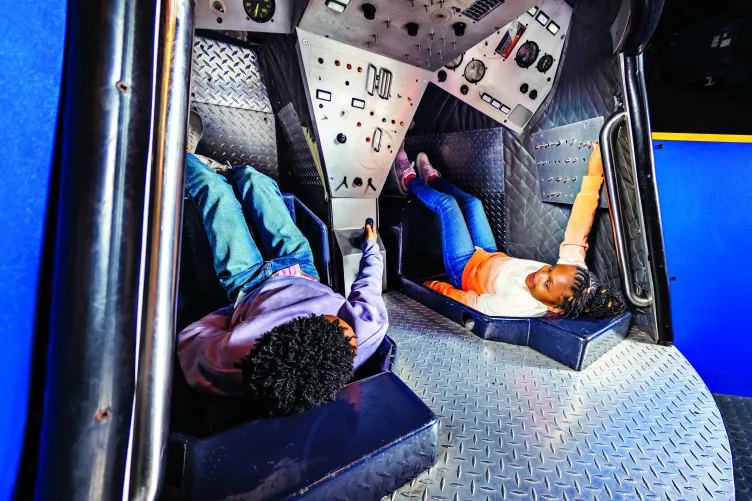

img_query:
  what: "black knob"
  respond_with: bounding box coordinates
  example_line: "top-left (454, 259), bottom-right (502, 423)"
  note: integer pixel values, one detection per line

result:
top-left (362, 3), bottom-right (376, 20)
top-left (336, 133), bottom-right (347, 144)
top-left (353, 177), bottom-right (363, 187)
top-left (529, 89), bottom-right (538, 100)
top-left (406, 22), bottom-right (419, 36)
top-left (437, 70), bottom-right (447, 82)
top-left (519, 83), bottom-right (529, 93)
top-left (453, 22), bottom-right (466, 37)
top-left (460, 84), bottom-right (469, 95)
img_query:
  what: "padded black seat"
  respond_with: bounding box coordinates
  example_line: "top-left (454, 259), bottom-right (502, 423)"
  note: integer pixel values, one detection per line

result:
top-left (169, 194), bottom-right (439, 500)
top-left (398, 198), bottom-right (631, 370)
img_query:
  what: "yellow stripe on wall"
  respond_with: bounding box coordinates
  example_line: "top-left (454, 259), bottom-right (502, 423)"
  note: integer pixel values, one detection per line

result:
top-left (652, 132), bottom-right (752, 143)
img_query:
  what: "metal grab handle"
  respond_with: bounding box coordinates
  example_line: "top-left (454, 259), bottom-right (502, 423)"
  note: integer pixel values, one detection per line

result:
top-left (126, 0), bottom-right (193, 499)
top-left (600, 111), bottom-right (652, 308)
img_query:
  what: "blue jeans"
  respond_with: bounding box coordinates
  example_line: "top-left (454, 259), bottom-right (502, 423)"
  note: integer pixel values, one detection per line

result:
top-left (184, 153), bottom-right (319, 301)
top-left (408, 177), bottom-right (497, 288)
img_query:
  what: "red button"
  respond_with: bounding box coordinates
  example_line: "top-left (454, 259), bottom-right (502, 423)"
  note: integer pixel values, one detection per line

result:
top-left (335, 60), bottom-right (340, 66)
top-left (357, 122), bottom-right (361, 127)
top-left (347, 64), bottom-right (352, 70)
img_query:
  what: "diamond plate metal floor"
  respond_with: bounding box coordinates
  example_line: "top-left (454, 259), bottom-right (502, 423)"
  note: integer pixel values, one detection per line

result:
top-left (715, 395), bottom-right (752, 501)
top-left (383, 292), bottom-right (735, 501)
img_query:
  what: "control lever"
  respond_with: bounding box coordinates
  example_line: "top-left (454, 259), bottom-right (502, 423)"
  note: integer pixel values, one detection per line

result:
top-left (349, 218), bottom-right (375, 249)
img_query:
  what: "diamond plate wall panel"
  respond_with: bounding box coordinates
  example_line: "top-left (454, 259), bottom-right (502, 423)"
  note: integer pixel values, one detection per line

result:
top-left (404, 129), bottom-right (507, 250)
top-left (191, 36), bottom-right (272, 112)
top-left (715, 394), bottom-right (752, 501)
top-left (382, 292), bottom-right (735, 501)
top-left (191, 103), bottom-right (278, 178)
top-left (190, 37), bottom-right (278, 179)
top-left (277, 103), bottom-right (325, 188)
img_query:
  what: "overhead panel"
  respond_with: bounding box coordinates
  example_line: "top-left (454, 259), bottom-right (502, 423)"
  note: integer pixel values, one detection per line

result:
top-left (431, 0), bottom-right (572, 133)
top-left (298, 28), bottom-right (431, 199)
top-left (298, 0), bottom-right (538, 71)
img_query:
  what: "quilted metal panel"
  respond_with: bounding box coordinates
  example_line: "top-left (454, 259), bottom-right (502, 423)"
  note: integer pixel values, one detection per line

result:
top-left (404, 129), bottom-right (507, 250)
top-left (191, 36), bottom-right (272, 112)
top-left (382, 292), bottom-right (735, 501)
top-left (191, 103), bottom-right (278, 179)
top-left (715, 394), bottom-right (752, 500)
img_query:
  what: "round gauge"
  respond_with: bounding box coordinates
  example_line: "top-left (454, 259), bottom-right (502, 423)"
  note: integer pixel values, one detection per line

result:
top-left (515, 40), bottom-right (540, 69)
top-left (445, 54), bottom-right (463, 70)
top-left (243, 0), bottom-right (275, 23)
top-left (537, 54), bottom-right (554, 73)
top-left (463, 59), bottom-right (486, 84)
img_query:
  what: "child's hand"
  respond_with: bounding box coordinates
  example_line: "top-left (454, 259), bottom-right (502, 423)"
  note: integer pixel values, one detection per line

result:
top-left (587, 143), bottom-right (604, 177)
top-left (365, 223), bottom-right (378, 241)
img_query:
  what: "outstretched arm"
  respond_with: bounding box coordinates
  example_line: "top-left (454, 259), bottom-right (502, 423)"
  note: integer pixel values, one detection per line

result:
top-left (559, 144), bottom-right (604, 267)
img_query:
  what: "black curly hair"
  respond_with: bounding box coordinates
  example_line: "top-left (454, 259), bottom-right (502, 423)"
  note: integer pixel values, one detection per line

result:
top-left (558, 268), bottom-right (627, 319)
top-left (237, 315), bottom-right (356, 417)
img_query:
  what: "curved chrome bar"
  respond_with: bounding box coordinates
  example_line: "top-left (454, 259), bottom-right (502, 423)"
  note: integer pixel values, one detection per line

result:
top-left (600, 111), bottom-right (652, 309)
top-left (127, 0), bottom-right (193, 498)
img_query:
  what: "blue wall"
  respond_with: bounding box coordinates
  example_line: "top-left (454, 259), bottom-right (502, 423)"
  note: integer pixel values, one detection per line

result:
top-left (0, 0), bottom-right (66, 496)
top-left (655, 140), bottom-right (752, 397)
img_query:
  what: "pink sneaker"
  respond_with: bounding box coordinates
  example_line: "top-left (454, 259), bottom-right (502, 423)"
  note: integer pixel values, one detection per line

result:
top-left (393, 150), bottom-right (416, 194)
top-left (416, 152), bottom-right (440, 183)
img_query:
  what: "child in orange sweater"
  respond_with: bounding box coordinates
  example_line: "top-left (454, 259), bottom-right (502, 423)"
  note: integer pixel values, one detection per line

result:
top-left (393, 144), bottom-right (625, 318)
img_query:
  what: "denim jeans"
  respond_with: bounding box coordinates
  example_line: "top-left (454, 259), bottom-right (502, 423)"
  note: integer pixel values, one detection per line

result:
top-left (408, 177), bottom-right (498, 288)
top-left (184, 153), bottom-right (319, 301)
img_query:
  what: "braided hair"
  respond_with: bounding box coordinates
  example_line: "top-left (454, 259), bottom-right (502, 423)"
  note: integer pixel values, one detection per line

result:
top-left (559, 268), bottom-right (627, 319)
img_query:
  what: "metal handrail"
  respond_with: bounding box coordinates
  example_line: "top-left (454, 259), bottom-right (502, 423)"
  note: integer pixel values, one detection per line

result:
top-left (600, 111), bottom-right (652, 309)
top-left (126, 0), bottom-right (193, 498)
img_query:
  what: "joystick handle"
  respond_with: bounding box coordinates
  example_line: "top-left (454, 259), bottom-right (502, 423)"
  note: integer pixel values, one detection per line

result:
top-left (350, 218), bottom-right (376, 248)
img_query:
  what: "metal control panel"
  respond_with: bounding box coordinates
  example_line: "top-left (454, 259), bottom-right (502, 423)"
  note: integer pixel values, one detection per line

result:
top-left (532, 117), bottom-right (607, 207)
top-left (195, 0), bottom-right (296, 33)
top-left (431, 0), bottom-right (572, 134)
top-left (298, 28), bottom-right (431, 198)
top-left (298, 0), bottom-right (537, 71)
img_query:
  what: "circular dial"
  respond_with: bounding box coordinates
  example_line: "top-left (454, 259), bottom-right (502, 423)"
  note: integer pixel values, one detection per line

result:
top-left (537, 54), bottom-right (554, 73)
top-left (445, 54), bottom-right (463, 70)
top-left (243, 0), bottom-right (275, 23)
top-left (463, 59), bottom-right (486, 84)
top-left (515, 40), bottom-right (540, 69)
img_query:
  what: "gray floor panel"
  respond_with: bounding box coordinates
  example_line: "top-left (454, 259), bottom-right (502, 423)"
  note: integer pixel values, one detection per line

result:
top-left (383, 292), bottom-right (734, 500)
top-left (715, 395), bottom-right (752, 501)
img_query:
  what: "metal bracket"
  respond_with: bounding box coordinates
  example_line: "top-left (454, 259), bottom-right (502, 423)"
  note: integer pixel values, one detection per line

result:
top-left (600, 111), bottom-right (652, 309)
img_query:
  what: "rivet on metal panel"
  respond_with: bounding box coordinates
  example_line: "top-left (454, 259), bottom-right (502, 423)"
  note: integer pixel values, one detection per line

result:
top-left (302, 39), bottom-right (308, 45)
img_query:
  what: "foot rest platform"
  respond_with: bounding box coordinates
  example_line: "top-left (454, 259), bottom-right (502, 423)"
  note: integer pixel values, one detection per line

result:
top-left (401, 275), bottom-right (631, 370)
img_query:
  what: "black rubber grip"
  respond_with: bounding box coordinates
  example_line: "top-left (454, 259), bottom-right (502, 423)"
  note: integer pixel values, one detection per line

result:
top-left (365, 218), bottom-right (374, 227)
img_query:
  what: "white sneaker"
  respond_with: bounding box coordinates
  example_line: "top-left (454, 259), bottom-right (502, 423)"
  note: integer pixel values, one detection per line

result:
top-left (187, 111), bottom-right (204, 153)
top-left (416, 152), bottom-right (440, 182)
top-left (393, 150), bottom-right (416, 195)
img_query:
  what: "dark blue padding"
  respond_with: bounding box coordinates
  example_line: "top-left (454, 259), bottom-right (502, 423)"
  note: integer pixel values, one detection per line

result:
top-left (174, 372), bottom-right (439, 501)
top-left (402, 275), bottom-right (631, 370)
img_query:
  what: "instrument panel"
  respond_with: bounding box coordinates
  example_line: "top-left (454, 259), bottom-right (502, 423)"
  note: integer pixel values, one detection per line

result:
top-left (431, 0), bottom-right (573, 134)
top-left (298, 29), bottom-right (431, 198)
top-left (297, 0), bottom-right (538, 71)
top-left (195, 0), bottom-right (293, 32)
